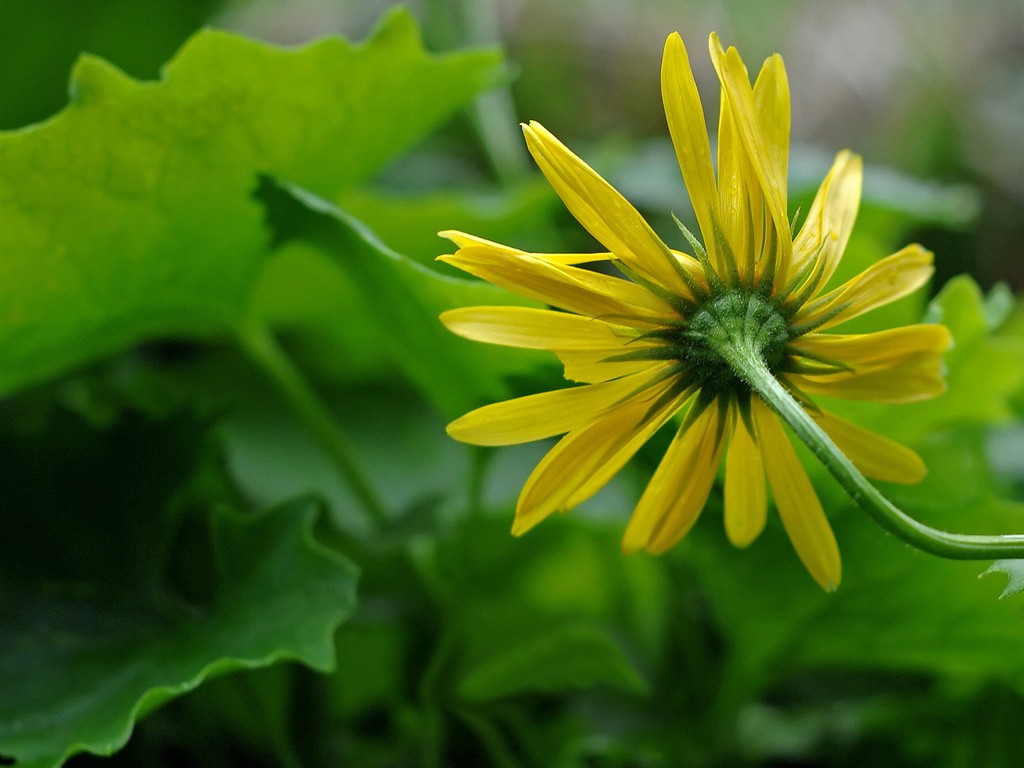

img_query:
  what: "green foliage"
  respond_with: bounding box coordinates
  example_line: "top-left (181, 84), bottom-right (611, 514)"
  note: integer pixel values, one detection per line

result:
top-left (0, 8), bottom-right (502, 397)
top-left (457, 624), bottom-right (647, 702)
top-left (1, 6), bottom-right (1022, 768)
top-left (0, 410), bottom-right (357, 768)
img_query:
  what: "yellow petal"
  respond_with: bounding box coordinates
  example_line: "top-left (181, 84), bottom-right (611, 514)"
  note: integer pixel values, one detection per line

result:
top-left (440, 230), bottom-right (525, 254)
top-left (447, 365), bottom-right (672, 447)
top-left (513, 378), bottom-right (686, 535)
top-left (790, 366), bottom-right (946, 403)
top-left (561, 386), bottom-right (694, 511)
top-left (716, 82), bottom-right (751, 280)
top-left (752, 398), bottom-right (841, 591)
top-left (790, 325), bottom-right (952, 403)
top-left (440, 231), bottom-right (616, 266)
top-left (792, 325), bottom-right (952, 366)
top-left (709, 35), bottom-right (791, 264)
top-left (752, 53), bottom-right (791, 221)
top-left (521, 121), bottom-right (698, 299)
top-left (796, 244), bottom-right (934, 331)
top-left (557, 347), bottom-right (665, 384)
top-left (538, 253), bottom-right (615, 265)
top-left (439, 245), bottom-right (674, 321)
top-left (621, 399), bottom-right (725, 554)
top-left (440, 306), bottom-right (641, 349)
top-left (724, 412), bottom-right (767, 547)
top-left (789, 151), bottom-right (862, 291)
top-left (661, 33), bottom-right (720, 253)
top-left (813, 409), bottom-right (926, 484)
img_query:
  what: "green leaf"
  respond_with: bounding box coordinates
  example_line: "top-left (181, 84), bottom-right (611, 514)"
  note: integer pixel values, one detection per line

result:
top-left (0, 410), bottom-right (359, 768)
top-left (685, 493), bottom-right (1024, 703)
top-left (250, 241), bottom-right (395, 384)
top-left (457, 623), bottom-right (647, 702)
top-left (220, 378), bottom-right (476, 533)
top-left (0, 9), bottom-right (502, 397)
top-left (436, 518), bottom-right (655, 704)
top-left (337, 180), bottom-right (563, 269)
top-left (262, 182), bottom-right (547, 416)
top-left (982, 560), bottom-right (1024, 599)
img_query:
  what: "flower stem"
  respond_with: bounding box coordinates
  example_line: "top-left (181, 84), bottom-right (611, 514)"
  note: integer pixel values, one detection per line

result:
top-left (719, 338), bottom-right (1024, 560)
top-left (237, 319), bottom-right (389, 528)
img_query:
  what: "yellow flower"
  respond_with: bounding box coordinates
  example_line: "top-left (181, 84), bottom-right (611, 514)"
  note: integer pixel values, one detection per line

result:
top-left (437, 32), bottom-right (951, 590)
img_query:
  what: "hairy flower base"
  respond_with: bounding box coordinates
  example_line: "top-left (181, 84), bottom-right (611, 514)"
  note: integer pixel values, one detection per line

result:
top-left (682, 292), bottom-right (791, 397)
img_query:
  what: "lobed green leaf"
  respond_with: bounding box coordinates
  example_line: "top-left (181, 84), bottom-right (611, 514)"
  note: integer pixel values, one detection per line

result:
top-left (0, 410), bottom-right (358, 768)
top-left (0, 9), bottom-right (502, 397)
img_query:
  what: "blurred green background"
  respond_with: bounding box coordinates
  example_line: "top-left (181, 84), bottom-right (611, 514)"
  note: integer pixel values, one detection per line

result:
top-left (1, 1), bottom-right (1022, 767)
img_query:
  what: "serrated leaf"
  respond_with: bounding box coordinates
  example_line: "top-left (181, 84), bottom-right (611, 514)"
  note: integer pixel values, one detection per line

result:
top-left (456, 623), bottom-right (647, 702)
top-left (0, 410), bottom-right (358, 768)
top-left (982, 560), bottom-right (1024, 599)
top-left (0, 9), bottom-right (502, 396)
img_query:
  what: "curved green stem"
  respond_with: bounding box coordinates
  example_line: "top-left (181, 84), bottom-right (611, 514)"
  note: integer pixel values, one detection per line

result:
top-left (237, 319), bottom-right (389, 527)
top-left (718, 337), bottom-right (1024, 560)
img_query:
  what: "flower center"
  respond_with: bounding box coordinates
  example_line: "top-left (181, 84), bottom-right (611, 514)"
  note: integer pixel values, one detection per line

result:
top-left (678, 292), bottom-right (790, 398)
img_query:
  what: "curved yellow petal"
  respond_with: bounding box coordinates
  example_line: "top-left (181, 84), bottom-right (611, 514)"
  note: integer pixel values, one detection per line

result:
top-left (789, 151), bottom-right (862, 291)
top-left (716, 82), bottom-right (751, 280)
top-left (513, 379), bottom-right (685, 535)
top-left (813, 410), bottom-right (926, 484)
top-left (521, 121), bottom-right (697, 299)
top-left (724, 412), bottom-right (767, 547)
top-left (662, 33), bottom-right (719, 252)
top-left (561, 386), bottom-right (693, 511)
top-left (790, 367), bottom-right (946, 403)
top-left (439, 245), bottom-right (675, 321)
top-left (538, 252), bottom-right (615, 265)
top-left (752, 398), bottom-right (841, 591)
top-left (557, 347), bottom-right (665, 384)
top-left (447, 365), bottom-right (672, 447)
top-left (752, 52), bottom-right (791, 217)
top-left (790, 325), bottom-right (952, 403)
top-left (709, 34), bottom-right (791, 265)
top-left (622, 399), bottom-right (725, 554)
top-left (440, 230), bottom-right (613, 265)
top-left (796, 244), bottom-right (934, 331)
top-left (440, 306), bottom-right (641, 349)
top-left (440, 230), bottom-right (524, 254)
top-left (792, 325), bottom-right (952, 365)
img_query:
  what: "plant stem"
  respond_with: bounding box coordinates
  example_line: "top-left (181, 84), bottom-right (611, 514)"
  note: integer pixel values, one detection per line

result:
top-left (457, 0), bottom-right (529, 185)
top-left (717, 337), bottom-right (1024, 560)
top-left (238, 320), bottom-right (389, 528)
